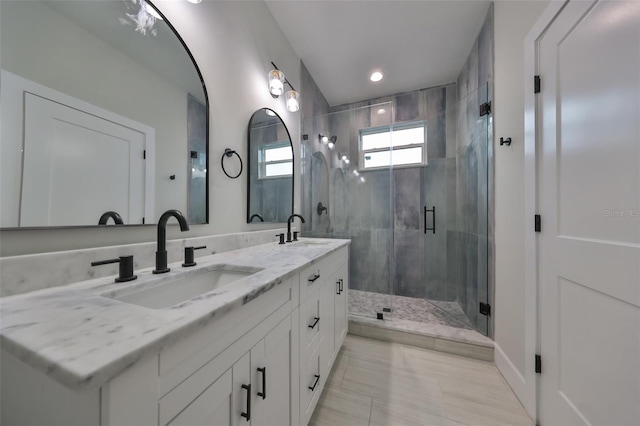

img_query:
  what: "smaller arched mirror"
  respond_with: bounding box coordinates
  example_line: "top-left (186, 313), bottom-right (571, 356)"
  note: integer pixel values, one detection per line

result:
top-left (247, 108), bottom-right (293, 223)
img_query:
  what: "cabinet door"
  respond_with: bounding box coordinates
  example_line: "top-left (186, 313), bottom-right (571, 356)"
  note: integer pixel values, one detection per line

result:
top-left (319, 270), bottom-right (336, 382)
top-left (334, 263), bottom-right (348, 352)
top-left (167, 369), bottom-right (233, 426)
top-left (257, 316), bottom-right (292, 426)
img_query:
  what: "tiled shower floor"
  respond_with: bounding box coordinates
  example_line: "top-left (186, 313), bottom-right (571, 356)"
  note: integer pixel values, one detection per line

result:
top-left (349, 289), bottom-right (475, 330)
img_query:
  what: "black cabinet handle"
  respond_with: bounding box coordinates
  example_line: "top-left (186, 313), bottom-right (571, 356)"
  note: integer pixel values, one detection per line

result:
top-left (336, 279), bottom-right (341, 295)
top-left (308, 317), bottom-right (320, 329)
top-left (257, 367), bottom-right (266, 400)
top-left (339, 278), bottom-right (344, 293)
top-left (308, 273), bottom-right (320, 283)
top-left (308, 374), bottom-right (320, 391)
top-left (424, 206), bottom-right (436, 234)
top-left (241, 383), bottom-right (251, 421)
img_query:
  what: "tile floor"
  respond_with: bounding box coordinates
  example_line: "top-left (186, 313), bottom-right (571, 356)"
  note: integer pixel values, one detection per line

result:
top-left (349, 290), bottom-right (475, 330)
top-left (310, 334), bottom-right (534, 426)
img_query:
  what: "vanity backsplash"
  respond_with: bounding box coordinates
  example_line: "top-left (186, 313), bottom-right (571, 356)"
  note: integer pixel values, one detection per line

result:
top-left (0, 229), bottom-right (286, 297)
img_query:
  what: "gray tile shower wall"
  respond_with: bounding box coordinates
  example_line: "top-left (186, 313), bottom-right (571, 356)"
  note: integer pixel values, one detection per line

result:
top-left (301, 82), bottom-right (458, 302)
top-left (455, 4), bottom-right (493, 335)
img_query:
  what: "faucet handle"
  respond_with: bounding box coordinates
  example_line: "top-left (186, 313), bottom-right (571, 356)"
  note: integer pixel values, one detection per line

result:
top-left (91, 255), bottom-right (137, 283)
top-left (275, 233), bottom-right (285, 245)
top-left (293, 231), bottom-right (300, 241)
top-left (183, 245), bottom-right (207, 267)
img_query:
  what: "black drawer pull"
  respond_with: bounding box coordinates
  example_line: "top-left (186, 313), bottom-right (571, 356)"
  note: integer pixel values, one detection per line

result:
top-left (241, 383), bottom-right (251, 421)
top-left (257, 367), bottom-right (266, 400)
top-left (308, 273), bottom-right (320, 283)
top-left (308, 374), bottom-right (320, 391)
top-left (339, 278), bottom-right (344, 293)
top-left (336, 280), bottom-right (341, 295)
top-left (308, 317), bottom-right (320, 329)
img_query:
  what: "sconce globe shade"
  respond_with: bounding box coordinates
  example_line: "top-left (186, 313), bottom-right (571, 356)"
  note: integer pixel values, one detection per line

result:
top-left (286, 90), bottom-right (300, 112)
top-left (328, 142), bottom-right (335, 149)
top-left (269, 70), bottom-right (285, 96)
top-left (320, 135), bottom-right (329, 144)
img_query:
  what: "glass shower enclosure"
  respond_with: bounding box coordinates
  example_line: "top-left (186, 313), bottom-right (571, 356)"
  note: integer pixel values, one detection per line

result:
top-left (301, 83), bottom-right (490, 336)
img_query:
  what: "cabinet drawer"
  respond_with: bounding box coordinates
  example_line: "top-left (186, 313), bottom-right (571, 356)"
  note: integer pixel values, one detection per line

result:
top-left (300, 345), bottom-right (321, 426)
top-left (299, 247), bottom-right (346, 303)
top-left (300, 288), bottom-right (320, 362)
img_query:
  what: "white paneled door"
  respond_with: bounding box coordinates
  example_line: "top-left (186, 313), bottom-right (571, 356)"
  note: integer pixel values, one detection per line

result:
top-left (538, 1), bottom-right (640, 424)
top-left (21, 93), bottom-right (147, 226)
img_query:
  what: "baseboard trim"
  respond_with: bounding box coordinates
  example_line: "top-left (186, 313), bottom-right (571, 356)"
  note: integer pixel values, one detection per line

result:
top-left (494, 342), bottom-right (534, 420)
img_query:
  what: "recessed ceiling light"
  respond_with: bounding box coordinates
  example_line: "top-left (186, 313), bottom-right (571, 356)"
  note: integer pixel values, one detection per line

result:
top-left (370, 71), bottom-right (384, 83)
top-left (186, 0), bottom-right (203, 3)
top-left (377, 108), bottom-right (386, 115)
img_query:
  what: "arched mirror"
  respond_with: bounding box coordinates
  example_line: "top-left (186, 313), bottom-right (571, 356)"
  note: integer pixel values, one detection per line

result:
top-left (0, 0), bottom-right (208, 228)
top-left (247, 108), bottom-right (293, 223)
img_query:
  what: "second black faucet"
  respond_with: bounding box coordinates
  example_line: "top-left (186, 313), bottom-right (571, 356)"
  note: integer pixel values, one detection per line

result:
top-left (286, 214), bottom-right (305, 242)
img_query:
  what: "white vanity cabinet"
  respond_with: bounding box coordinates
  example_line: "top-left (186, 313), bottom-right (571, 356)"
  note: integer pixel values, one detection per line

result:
top-left (0, 242), bottom-right (350, 426)
top-left (297, 246), bottom-right (349, 425)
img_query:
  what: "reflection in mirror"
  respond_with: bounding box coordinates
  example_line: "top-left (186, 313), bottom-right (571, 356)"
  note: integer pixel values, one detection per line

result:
top-left (0, 0), bottom-right (208, 228)
top-left (247, 108), bottom-right (293, 223)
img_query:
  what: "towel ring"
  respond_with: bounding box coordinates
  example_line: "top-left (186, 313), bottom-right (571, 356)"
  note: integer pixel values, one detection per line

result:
top-left (221, 148), bottom-right (243, 179)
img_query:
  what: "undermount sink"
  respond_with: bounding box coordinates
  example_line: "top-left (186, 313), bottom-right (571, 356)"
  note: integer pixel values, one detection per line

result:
top-left (104, 265), bottom-right (262, 309)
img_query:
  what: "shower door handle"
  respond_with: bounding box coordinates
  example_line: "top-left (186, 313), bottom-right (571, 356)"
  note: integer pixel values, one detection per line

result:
top-left (424, 206), bottom-right (435, 234)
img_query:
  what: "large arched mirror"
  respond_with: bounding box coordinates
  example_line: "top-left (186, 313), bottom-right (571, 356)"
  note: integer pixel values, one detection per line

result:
top-left (0, 0), bottom-right (208, 228)
top-left (247, 108), bottom-right (293, 223)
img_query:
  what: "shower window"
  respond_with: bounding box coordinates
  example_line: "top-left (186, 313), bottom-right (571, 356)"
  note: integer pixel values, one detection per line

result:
top-left (259, 142), bottom-right (293, 178)
top-left (359, 121), bottom-right (426, 170)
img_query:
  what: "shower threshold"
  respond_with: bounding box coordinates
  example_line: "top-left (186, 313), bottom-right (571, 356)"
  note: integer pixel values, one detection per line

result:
top-left (348, 290), bottom-right (494, 361)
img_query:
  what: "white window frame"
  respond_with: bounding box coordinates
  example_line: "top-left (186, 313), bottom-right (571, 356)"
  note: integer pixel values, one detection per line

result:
top-left (358, 121), bottom-right (427, 171)
top-left (258, 141), bottom-right (293, 180)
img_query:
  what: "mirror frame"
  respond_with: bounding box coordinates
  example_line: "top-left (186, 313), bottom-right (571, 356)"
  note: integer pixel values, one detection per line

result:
top-left (0, 0), bottom-right (209, 230)
top-left (246, 108), bottom-right (294, 224)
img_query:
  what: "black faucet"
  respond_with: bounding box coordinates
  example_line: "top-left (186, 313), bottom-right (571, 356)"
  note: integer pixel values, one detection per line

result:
top-left (249, 213), bottom-right (264, 223)
top-left (287, 214), bottom-right (305, 242)
top-left (153, 209), bottom-right (190, 274)
top-left (98, 211), bottom-right (124, 225)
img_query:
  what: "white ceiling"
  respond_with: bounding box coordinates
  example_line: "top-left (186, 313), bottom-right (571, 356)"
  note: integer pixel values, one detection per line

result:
top-left (265, 0), bottom-right (492, 107)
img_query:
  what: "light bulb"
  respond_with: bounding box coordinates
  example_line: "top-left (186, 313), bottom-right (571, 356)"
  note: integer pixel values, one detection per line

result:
top-left (353, 170), bottom-right (359, 176)
top-left (344, 158), bottom-right (350, 164)
top-left (321, 135), bottom-right (329, 144)
top-left (269, 70), bottom-right (285, 97)
top-left (285, 90), bottom-right (300, 112)
top-left (370, 71), bottom-right (383, 82)
top-left (328, 142), bottom-right (335, 149)
top-left (360, 176), bottom-right (366, 182)
top-left (377, 108), bottom-right (386, 115)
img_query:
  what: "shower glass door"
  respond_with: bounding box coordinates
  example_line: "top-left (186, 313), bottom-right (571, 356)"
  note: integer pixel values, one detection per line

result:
top-left (301, 103), bottom-right (393, 321)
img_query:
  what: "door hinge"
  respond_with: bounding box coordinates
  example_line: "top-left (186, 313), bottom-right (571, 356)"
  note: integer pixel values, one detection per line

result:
top-left (479, 302), bottom-right (491, 316)
top-left (479, 101), bottom-right (491, 117)
top-left (534, 75), bottom-right (541, 94)
top-left (534, 214), bottom-right (541, 232)
top-left (535, 354), bottom-right (542, 374)
top-left (143, 150), bottom-right (146, 159)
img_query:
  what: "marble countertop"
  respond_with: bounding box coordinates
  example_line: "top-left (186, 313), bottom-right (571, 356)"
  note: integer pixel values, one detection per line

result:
top-left (0, 238), bottom-right (349, 392)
